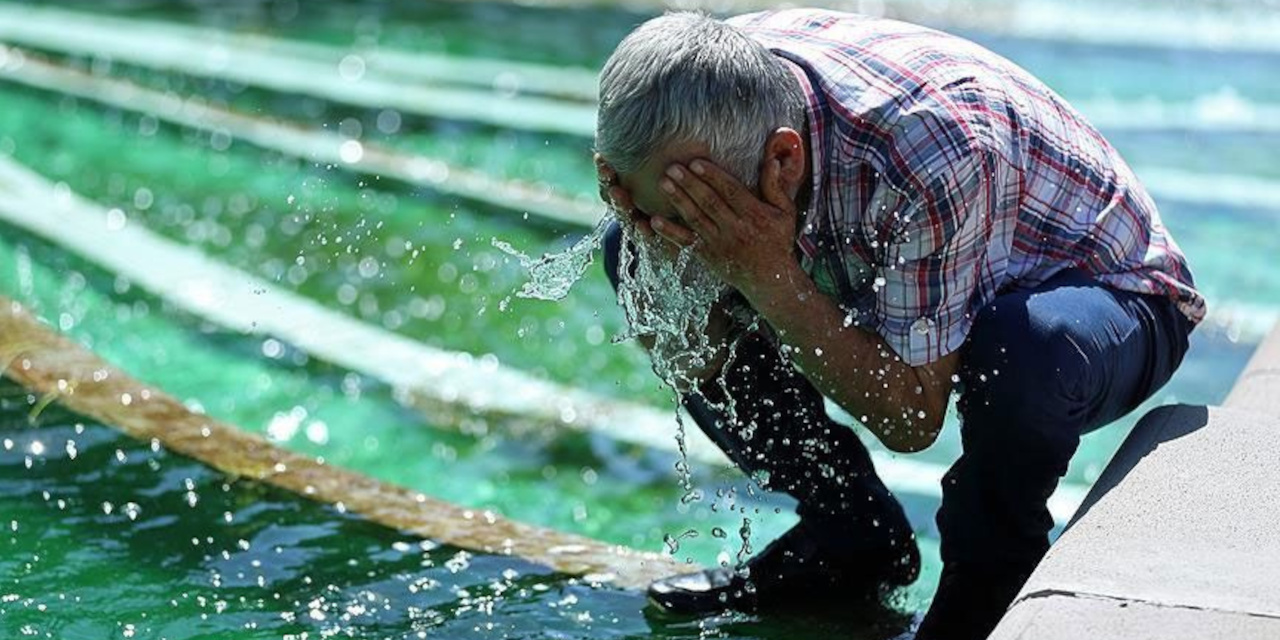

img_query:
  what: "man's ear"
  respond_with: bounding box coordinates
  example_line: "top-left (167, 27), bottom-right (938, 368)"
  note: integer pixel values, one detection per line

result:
top-left (761, 128), bottom-right (806, 200)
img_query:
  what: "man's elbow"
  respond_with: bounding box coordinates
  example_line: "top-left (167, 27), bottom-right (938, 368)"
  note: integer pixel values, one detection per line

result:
top-left (882, 415), bottom-right (944, 453)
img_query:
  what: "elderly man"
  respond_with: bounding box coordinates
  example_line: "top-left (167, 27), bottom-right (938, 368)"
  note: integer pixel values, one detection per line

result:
top-left (594, 9), bottom-right (1202, 639)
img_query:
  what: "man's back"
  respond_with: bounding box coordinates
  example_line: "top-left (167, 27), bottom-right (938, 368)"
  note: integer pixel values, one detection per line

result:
top-left (732, 9), bottom-right (1203, 364)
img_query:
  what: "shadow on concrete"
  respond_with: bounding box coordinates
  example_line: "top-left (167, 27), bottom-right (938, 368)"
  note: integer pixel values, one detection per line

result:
top-left (1065, 404), bottom-right (1209, 530)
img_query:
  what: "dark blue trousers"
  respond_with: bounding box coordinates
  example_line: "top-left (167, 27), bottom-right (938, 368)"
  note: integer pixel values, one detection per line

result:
top-left (919, 267), bottom-right (1193, 638)
top-left (603, 224), bottom-right (1194, 636)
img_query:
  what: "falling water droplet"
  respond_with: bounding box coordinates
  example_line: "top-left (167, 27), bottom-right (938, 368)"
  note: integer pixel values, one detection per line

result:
top-left (663, 533), bottom-right (679, 554)
top-left (736, 517), bottom-right (754, 566)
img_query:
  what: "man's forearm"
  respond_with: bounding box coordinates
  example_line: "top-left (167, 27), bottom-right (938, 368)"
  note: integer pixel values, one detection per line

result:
top-left (738, 262), bottom-right (949, 452)
top-left (633, 154), bottom-right (955, 447)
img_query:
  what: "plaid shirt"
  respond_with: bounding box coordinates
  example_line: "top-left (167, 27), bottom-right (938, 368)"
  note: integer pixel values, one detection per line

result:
top-left (731, 10), bottom-right (1205, 366)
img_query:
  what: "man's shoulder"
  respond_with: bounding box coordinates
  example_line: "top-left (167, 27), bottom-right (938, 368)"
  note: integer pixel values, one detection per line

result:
top-left (731, 10), bottom-right (995, 116)
top-left (727, 8), bottom-right (865, 27)
top-left (728, 8), bottom-right (922, 43)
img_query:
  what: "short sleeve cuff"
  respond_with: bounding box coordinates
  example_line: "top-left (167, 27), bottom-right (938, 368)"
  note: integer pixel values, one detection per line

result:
top-left (878, 312), bottom-right (972, 367)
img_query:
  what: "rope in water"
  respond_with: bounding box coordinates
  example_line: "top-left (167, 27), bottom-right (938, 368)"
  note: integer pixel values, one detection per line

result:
top-left (0, 295), bottom-right (688, 589)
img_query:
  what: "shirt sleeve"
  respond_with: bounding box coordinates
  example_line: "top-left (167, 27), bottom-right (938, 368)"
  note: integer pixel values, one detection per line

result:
top-left (868, 140), bottom-right (1004, 367)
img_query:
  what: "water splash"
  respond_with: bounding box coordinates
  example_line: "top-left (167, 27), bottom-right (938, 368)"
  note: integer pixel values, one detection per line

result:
top-left (735, 517), bottom-right (753, 568)
top-left (499, 210), bottom-right (747, 512)
top-left (496, 215), bottom-right (730, 394)
top-left (672, 402), bottom-right (694, 499)
top-left (491, 217), bottom-right (610, 303)
top-left (611, 221), bottom-right (729, 392)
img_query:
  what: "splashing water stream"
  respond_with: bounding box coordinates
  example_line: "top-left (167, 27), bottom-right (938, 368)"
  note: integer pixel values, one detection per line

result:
top-left (492, 217), bottom-right (612, 305)
top-left (498, 210), bottom-right (752, 552)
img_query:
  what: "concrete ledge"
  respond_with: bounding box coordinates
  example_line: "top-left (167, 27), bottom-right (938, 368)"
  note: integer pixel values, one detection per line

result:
top-left (997, 592), bottom-right (1280, 640)
top-left (990, 403), bottom-right (1280, 638)
top-left (1225, 321), bottom-right (1280, 414)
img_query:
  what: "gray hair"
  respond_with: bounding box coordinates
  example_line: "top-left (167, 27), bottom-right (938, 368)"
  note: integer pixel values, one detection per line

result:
top-left (596, 12), bottom-right (805, 188)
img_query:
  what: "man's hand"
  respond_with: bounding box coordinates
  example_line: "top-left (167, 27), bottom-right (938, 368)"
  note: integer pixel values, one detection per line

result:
top-left (651, 157), bottom-right (955, 453)
top-left (652, 158), bottom-right (798, 299)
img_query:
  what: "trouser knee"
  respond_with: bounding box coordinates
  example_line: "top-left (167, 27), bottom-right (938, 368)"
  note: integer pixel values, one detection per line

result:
top-left (957, 295), bottom-right (1094, 462)
top-left (937, 294), bottom-right (1093, 568)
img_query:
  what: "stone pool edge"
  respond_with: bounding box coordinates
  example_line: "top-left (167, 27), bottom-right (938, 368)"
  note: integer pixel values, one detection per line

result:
top-left (989, 321), bottom-right (1280, 639)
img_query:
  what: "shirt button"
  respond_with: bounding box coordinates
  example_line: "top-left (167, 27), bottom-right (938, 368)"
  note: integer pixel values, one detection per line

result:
top-left (912, 317), bottom-right (934, 335)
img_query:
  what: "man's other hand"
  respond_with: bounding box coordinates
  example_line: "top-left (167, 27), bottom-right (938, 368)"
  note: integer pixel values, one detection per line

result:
top-left (594, 153), bottom-right (657, 239)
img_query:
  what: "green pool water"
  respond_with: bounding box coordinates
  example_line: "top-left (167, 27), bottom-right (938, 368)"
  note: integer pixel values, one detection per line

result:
top-left (0, 231), bottom-right (918, 638)
top-left (1, 0), bottom-right (1277, 637)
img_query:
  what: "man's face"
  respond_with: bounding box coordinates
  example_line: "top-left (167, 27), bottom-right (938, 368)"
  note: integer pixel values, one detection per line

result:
top-left (614, 140), bottom-right (713, 229)
top-left (607, 141), bottom-right (733, 389)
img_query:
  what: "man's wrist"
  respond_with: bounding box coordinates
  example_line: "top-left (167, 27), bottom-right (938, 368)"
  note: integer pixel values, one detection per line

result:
top-left (739, 261), bottom-right (813, 321)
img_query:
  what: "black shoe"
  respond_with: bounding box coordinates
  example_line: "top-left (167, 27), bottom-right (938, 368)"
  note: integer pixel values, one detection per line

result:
top-left (647, 522), bottom-right (918, 615)
top-left (647, 566), bottom-right (758, 613)
top-left (915, 564), bottom-right (1032, 640)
